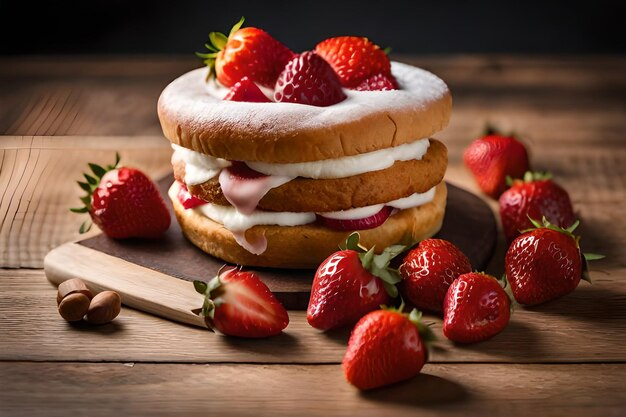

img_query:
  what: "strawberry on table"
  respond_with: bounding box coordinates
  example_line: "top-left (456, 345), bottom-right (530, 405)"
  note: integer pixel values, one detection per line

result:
top-left (197, 17), bottom-right (294, 88)
top-left (400, 239), bottom-right (472, 313)
top-left (499, 172), bottom-right (576, 243)
top-left (463, 131), bottom-right (530, 198)
top-left (307, 233), bottom-right (404, 331)
top-left (315, 36), bottom-right (392, 88)
top-left (342, 303), bottom-right (434, 390)
top-left (505, 217), bottom-right (603, 306)
top-left (71, 153), bottom-right (171, 238)
top-left (223, 76), bottom-right (271, 102)
top-left (443, 272), bottom-right (511, 343)
top-left (274, 51), bottom-right (347, 107)
top-left (194, 266), bottom-right (289, 338)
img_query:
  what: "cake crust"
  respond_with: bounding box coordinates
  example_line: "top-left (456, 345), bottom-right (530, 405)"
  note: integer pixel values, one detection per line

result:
top-left (168, 181), bottom-right (447, 269)
top-left (158, 62), bottom-right (452, 163)
top-left (175, 139), bottom-right (447, 213)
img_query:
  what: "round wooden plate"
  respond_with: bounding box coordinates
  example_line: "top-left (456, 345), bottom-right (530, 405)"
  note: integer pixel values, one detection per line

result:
top-left (78, 178), bottom-right (497, 310)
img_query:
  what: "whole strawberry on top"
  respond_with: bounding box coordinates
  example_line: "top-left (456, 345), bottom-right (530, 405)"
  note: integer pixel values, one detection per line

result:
top-left (443, 272), bottom-right (511, 343)
top-left (196, 17), bottom-right (294, 88)
top-left (194, 266), bottom-right (289, 338)
top-left (307, 233), bottom-right (404, 331)
top-left (464, 129), bottom-right (530, 198)
top-left (499, 172), bottom-right (575, 243)
top-left (400, 239), bottom-right (472, 313)
top-left (505, 217), bottom-right (603, 306)
top-left (71, 153), bottom-right (170, 238)
top-left (315, 36), bottom-right (394, 89)
top-left (343, 303), bottom-right (434, 390)
top-left (274, 51), bottom-right (347, 107)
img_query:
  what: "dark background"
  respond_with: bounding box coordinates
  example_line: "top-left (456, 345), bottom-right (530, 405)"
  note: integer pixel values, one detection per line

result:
top-left (1, 0), bottom-right (624, 55)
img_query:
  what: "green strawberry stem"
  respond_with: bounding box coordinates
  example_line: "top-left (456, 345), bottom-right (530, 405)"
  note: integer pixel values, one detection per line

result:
top-left (506, 171), bottom-right (552, 186)
top-left (70, 152), bottom-right (121, 234)
top-left (196, 16), bottom-right (246, 81)
top-left (383, 301), bottom-right (436, 344)
top-left (521, 216), bottom-right (605, 284)
top-left (193, 267), bottom-right (230, 321)
top-left (339, 232), bottom-right (405, 298)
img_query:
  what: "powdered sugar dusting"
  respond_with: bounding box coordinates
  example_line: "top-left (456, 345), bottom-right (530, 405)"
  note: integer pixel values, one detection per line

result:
top-left (159, 61), bottom-right (450, 161)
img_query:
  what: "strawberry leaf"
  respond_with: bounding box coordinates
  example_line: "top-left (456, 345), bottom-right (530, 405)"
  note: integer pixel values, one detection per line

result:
top-left (209, 32), bottom-right (228, 50)
top-left (89, 163), bottom-right (107, 178)
top-left (79, 220), bottom-right (92, 234)
top-left (77, 181), bottom-right (91, 192)
top-left (80, 195), bottom-right (91, 206)
top-left (193, 280), bottom-right (208, 294)
top-left (229, 16), bottom-right (245, 37)
top-left (70, 207), bottom-right (89, 213)
top-left (584, 253), bottom-right (605, 261)
top-left (84, 173), bottom-right (97, 185)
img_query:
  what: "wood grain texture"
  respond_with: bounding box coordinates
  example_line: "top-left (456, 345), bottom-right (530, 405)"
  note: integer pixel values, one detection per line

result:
top-left (1, 362), bottom-right (625, 417)
top-left (3, 269), bottom-right (624, 363)
top-left (1, 56), bottom-right (626, 416)
top-left (0, 136), bottom-right (171, 268)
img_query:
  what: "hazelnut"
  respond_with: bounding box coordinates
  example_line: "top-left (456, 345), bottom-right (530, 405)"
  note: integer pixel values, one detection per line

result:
top-left (58, 293), bottom-right (91, 322)
top-left (57, 278), bottom-right (93, 305)
top-left (86, 291), bottom-right (121, 325)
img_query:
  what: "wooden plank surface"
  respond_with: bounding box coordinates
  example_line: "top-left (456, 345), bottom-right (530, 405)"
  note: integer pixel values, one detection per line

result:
top-left (3, 269), bottom-right (623, 363)
top-left (1, 56), bottom-right (625, 416)
top-left (1, 362), bottom-right (625, 417)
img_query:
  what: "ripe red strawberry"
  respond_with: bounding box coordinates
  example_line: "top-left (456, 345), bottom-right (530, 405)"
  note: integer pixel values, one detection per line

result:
top-left (71, 153), bottom-right (170, 238)
top-left (499, 172), bottom-right (575, 243)
top-left (307, 233), bottom-right (404, 330)
top-left (177, 181), bottom-right (207, 209)
top-left (443, 272), bottom-right (511, 343)
top-left (463, 132), bottom-right (530, 198)
top-left (343, 305), bottom-right (434, 390)
top-left (315, 36), bottom-right (392, 88)
top-left (223, 76), bottom-right (271, 102)
top-left (505, 218), bottom-right (601, 306)
top-left (354, 73), bottom-right (399, 91)
top-left (197, 17), bottom-right (294, 88)
top-left (194, 267), bottom-right (289, 338)
top-left (399, 239), bottom-right (472, 313)
top-left (274, 51), bottom-right (347, 107)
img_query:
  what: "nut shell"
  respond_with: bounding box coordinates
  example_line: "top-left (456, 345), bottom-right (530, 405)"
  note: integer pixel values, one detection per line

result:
top-left (86, 291), bottom-right (121, 325)
top-left (57, 278), bottom-right (93, 305)
top-left (58, 293), bottom-right (91, 322)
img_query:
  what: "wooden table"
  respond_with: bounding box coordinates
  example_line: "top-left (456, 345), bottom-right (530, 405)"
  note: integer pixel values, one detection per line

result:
top-left (1, 55), bottom-right (625, 416)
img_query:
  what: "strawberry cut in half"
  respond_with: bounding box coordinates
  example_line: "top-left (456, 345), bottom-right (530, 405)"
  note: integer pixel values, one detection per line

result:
top-left (315, 36), bottom-right (392, 88)
top-left (317, 206), bottom-right (393, 231)
top-left (223, 76), bottom-right (271, 102)
top-left (196, 17), bottom-right (295, 88)
top-left (274, 51), bottom-right (347, 107)
top-left (71, 153), bottom-right (171, 238)
top-left (177, 181), bottom-right (207, 209)
top-left (193, 266), bottom-right (289, 338)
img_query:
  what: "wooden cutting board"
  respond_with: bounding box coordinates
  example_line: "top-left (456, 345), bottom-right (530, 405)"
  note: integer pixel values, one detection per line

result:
top-left (44, 176), bottom-right (496, 328)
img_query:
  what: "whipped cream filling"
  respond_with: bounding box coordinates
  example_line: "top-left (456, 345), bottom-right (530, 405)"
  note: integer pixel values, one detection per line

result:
top-left (172, 138), bottom-right (429, 184)
top-left (193, 187), bottom-right (436, 254)
top-left (172, 144), bottom-right (230, 185)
